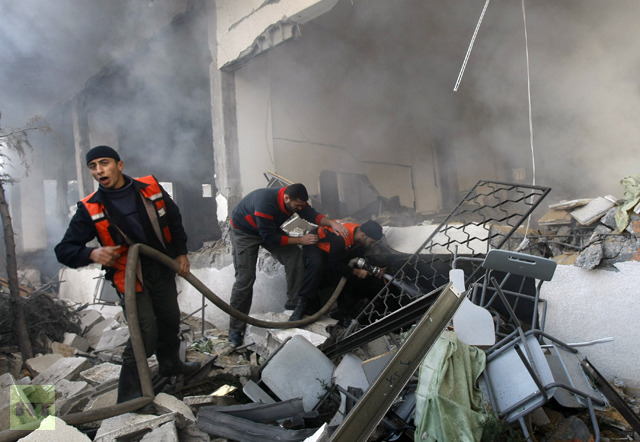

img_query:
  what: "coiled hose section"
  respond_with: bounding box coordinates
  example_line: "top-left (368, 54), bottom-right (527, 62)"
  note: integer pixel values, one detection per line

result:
top-left (0, 243), bottom-right (347, 441)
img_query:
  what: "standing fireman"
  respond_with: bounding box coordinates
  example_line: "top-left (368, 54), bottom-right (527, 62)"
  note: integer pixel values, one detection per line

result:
top-left (228, 183), bottom-right (348, 346)
top-left (55, 145), bottom-right (200, 403)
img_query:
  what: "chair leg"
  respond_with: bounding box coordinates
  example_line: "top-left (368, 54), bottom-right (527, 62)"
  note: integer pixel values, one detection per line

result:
top-left (518, 416), bottom-right (534, 442)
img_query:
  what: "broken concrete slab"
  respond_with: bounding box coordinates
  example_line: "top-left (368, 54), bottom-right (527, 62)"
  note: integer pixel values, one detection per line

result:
top-left (51, 341), bottom-right (77, 357)
top-left (548, 198), bottom-right (593, 210)
top-left (77, 308), bottom-right (103, 333)
top-left (93, 326), bottom-right (130, 352)
top-left (330, 353), bottom-right (370, 426)
top-left (63, 332), bottom-right (90, 352)
top-left (25, 353), bottom-right (64, 377)
top-left (571, 196), bottom-right (617, 226)
top-left (153, 392), bottom-right (196, 427)
top-left (83, 388), bottom-right (117, 412)
top-left (79, 362), bottom-right (121, 387)
top-left (139, 420), bottom-right (179, 442)
top-left (84, 317), bottom-right (121, 349)
top-left (538, 208), bottom-right (573, 226)
top-left (246, 312), bottom-right (331, 360)
top-left (575, 242), bottom-right (603, 270)
top-left (18, 415), bottom-right (91, 441)
top-left (54, 378), bottom-right (94, 399)
top-left (31, 356), bottom-right (92, 385)
top-left (94, 412), bottom-right (178, 441)
top-left (261, 335), bottom-right (334, 412)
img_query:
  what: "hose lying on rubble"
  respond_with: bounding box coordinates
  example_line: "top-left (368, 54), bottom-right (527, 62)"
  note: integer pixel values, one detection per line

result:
top-left (0, 243), bottom-right (349, 442)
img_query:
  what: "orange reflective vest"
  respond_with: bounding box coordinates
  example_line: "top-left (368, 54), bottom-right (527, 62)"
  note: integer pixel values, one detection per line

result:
top-left (316, 222), bottom-right (359, 253)
top-left (81, 175), bottom-right (172, 293)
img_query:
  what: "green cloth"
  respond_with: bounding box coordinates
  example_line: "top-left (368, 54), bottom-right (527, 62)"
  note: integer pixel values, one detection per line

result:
top-left (414, 330), bottom-right (488, 442)
top-left (615, 174), bottom-right (640, 232)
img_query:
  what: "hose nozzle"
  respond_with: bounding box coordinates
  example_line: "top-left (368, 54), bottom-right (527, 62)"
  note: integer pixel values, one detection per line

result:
top-left (352, 257), bottom-right (383, 277)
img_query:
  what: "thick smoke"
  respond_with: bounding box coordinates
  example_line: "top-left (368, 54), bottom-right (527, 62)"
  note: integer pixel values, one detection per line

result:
top-left (2, 0), bottom-right (640, 206)
top-left (0, 0), bottom-right (188, 127)
top-left (272, 0), bottom-right (640, 203)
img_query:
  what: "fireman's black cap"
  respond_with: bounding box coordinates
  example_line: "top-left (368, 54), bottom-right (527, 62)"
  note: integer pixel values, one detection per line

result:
top-left (360, 220), bottom-right (383, 241)
top-left (86, 145), bottom-right (121, 165)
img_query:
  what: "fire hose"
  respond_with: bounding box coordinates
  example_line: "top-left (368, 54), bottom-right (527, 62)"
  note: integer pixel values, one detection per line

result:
top-left (0, 243), bottom-right (355, 441)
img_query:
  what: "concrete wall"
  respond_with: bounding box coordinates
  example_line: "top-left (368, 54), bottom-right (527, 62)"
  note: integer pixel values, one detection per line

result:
top-left (57, 263), bottom-right (287, 333)
top-left (215, 0), bottom-right (339, 69)
top-left (541, 261), bottom-right (640, 394)
top-left (177, 265), bottom-right (287, 332)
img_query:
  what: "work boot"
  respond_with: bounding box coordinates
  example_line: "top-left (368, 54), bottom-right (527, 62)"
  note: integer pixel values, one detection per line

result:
top-left (116, 364), bottom-right (142, 403)
top-left (228, 331), bottom-right (243, 347)
top-left (284, 300), bottom-right (297, 310)
top-left (288, 298), bottom-right (307, 322)
top-left (158, 352), bottom-right (201, 377)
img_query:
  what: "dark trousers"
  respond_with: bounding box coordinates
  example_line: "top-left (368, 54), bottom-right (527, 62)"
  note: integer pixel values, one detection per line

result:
top-left (229, 227), bottom-right (303, 334)
top-left (297, 246), bottom-right (379, 320)
top-left (120, 258), bottom-right (180, 366)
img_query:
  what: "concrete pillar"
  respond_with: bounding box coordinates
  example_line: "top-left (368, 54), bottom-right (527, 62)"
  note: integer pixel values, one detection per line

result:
top-left (71, 97), bottom-right (94, 200)
top-left (207, 1), bottom-right (241, 219)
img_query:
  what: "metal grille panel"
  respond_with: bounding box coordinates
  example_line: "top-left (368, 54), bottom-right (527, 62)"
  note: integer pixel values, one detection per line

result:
top-left (357, 180), bottom-right (551, 326)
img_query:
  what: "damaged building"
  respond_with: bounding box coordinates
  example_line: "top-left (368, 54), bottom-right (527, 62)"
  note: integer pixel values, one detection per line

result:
top-left (1, 0), bottom-right (640, 441)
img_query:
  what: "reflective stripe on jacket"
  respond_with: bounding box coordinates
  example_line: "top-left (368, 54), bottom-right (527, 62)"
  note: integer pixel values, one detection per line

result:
top-left (80, 175), bottom-right (171, 293)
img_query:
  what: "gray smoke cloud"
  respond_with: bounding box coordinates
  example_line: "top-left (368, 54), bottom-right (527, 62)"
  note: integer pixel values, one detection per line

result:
top-left (270, 0), bottom-right (640, 206)
top-left (2, 0), bottom-right (639, 207)
top-left (0, 0), bottom-right (187, 127)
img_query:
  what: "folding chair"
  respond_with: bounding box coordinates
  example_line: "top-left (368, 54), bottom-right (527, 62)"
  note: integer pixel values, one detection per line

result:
top-left (479, 271), bottom-right (607, 442)
top-left (473, 249), bottom-right (556, 336)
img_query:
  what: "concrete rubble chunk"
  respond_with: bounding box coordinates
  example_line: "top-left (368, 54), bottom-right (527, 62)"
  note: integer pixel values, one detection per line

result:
top-left (94, 326), bottom-right (130, 352)
top-left (25, 353), bottom-right (65, 377)
top-left (139, 421), bottom-right (179, 442)
top-left (77, 308), bottom-right (103, 333)
top-left (246, 313), bottom-right (331, 360)
top-left (31, 356), bottom-right (92, 385)
top-left (54, 378), bottom-right (93, 398)
top-left (79, 362), bottom-right (121, 386)
top-left (51, 342), bottom-right (76, 357)
top-left (571, 196), bottom-right (617, 226)
top-left (94, 412), bottom-right (177, 441)
top-left (538, 208), bottom-right (573, 226)
top-left (576, 242), bottom-right (604, 270)
top-left (18, 415), bottom-right (92, 441)
top-left (84, 317), bottom-right (121, 349)
top-left (176, 423), bottom-right (210, 442)
top-left (261, 335), bottom-right (335, 412)
top-left (83, 388), bottom-right (117, 412)
top-left (63, 333), bottom-right (90, 353)
top-left (25, 353), bottom-right (64, 376)
top-left (548, 198), bottom-right (593, 210)
top-left (153, 392), bottom-right (196, 426)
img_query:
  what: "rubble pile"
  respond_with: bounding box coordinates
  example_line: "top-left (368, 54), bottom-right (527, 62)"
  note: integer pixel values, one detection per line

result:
top-left (0, 298), bottom-right (261, 438)
top-left (492, 193), bottom-right (640, 271)
top-left (0, 287), bottom-right (82, 355)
